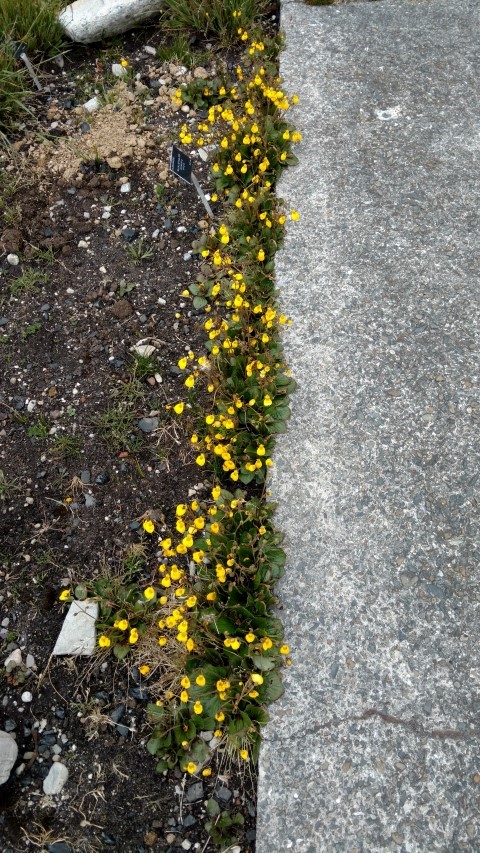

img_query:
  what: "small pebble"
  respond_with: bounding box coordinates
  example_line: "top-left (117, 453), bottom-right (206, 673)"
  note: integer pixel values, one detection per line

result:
top-left (21, 691), bottom-right (33, 704)
top-left (6, 254), bottom-right (19, 266)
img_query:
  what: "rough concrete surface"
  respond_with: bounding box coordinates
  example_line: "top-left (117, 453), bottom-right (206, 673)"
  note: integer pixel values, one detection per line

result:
top-left (257, 0), bottom-right (480, 850)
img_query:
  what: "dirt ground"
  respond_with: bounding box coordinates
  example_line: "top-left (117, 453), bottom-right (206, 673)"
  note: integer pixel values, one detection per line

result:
top-left (0, 27), bottom-right (256, 853)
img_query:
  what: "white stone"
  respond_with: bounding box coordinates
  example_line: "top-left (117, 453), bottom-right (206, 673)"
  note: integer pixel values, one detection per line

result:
top-left (120, 182), bottom-right (131, 193)
top-left (6, 254), bottom-right (19, 266)
top-left (111, 63), bottom-right (127, 79)
top-left (43, 761), bottom-right (69, 795)
top-left (131, 343), bottom-right (155, 358)
top-left (144, 45), bottom-right (156, 56)
top-left (83, 95), bottom-right (100, 113)
top-left (21, 692), bottom-right (32, 704)
top-left (4, 649), bottom-right (22, 669)
top-left (0, 732), bottom-right (18, 785)
top-left (53, 599), bottom-right (98, 656)
top-left (58, 0), bottom-right (161, 44)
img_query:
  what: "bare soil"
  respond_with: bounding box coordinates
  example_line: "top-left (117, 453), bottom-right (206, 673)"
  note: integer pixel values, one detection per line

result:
top-left (0, 28), bottom-right (256, 853)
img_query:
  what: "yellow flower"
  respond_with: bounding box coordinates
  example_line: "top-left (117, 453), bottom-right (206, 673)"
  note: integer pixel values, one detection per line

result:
top-left (196, 453), bottom-right (206, 466)
top-left (160, 538), bottom-right (172, 550)
top-left (212, 485), bottom-right (221, 500)
top-left (129, 628), bottom-right (139, 644)
top-left (185, 762), bottom-right (197, 774)
top-left (202, 767), bottom-right (212, 777)
top-left (215, 710), bottom-right (225, 722)
top-left (158, 636), bottom-right (167, 646)
top-left (98, 635), bottom-right (110, 648)
top-left (120, 58), bottom-right (128, 68)
top-left (262, 638), bottom-right (273, 650)
top-left (263, 394), bottom-right (272, 407)
top-left (240, 749), bottom-right (249, 760)
top-left (193, 701), bottom-right (203, 715)
top-left (256, 444), bottom-right (266, 456)
top-left (142, 519), bottom-right (155, 534)
top-left (249, 690), bottom-right (259, 698)
top-left (280, 644), bottom-right (291, 655)
top-left (186, 596), bottom-right (197, 608)
top-left (245, 632), bottom-right (256, 643)
top-left (257, 249), bottom-right (265, 261)
top-left (181, 676), bottom-right (191, 688)
top-left (291, 209), bottom-right (300, 221)
top-left (117, 619), bottom-right (129, 631)
top-left (173, 402), bottom-right (184, 415)
top-left (195, 674), bottom-right (206, 686)
top-left (139, 665), bottom-right (150, 676)
top-left (59, 589), bottom-right (70, 601)
top-left (251, 673), bottom-right (264, 685)
top-left (178, 357), bottom-right (188, 370)
top-left (214, 729), bottom-right (223, 738)
top-left (144, 586), bottom-right (155, 600)
top-left (180, 690), bottom-right (189, 703)
top-left (185, 375), bottom-right (195, 388)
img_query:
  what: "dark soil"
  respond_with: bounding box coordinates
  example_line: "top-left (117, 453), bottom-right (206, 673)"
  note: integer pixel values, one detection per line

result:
top-left (0, 27), bottom-right (256, 853)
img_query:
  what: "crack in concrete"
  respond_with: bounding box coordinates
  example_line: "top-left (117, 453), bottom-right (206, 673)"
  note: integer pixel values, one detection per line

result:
top-left (266, 707), bottom-right (476, 743)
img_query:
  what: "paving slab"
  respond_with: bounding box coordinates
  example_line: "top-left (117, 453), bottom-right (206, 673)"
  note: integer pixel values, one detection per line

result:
top-left (257, 0), bottom-right (480, 850)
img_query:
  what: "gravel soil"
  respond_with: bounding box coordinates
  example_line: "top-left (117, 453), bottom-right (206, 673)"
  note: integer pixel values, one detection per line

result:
top-left (0, 29), bottom-right (256, 853)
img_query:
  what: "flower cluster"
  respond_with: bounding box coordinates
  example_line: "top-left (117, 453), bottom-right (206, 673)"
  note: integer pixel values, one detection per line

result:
top-left (61, 23), bottom-right (299, 777)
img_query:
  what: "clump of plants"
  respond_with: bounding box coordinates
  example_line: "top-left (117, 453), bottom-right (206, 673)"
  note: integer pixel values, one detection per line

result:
top-left (63, 18), bottom-right (301, 781)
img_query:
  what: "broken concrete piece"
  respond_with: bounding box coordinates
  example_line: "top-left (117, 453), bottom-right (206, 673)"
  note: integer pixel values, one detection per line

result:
top-left (0, 732), bottom-right (18, 785)
top-left (58, 0), bottom-right (161, 44)
top-left (53, 600), bottom-right (98, 656)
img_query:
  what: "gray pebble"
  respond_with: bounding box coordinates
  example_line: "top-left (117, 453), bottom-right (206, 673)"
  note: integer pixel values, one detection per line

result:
top-left (138, 417), bottom-right (158, 433)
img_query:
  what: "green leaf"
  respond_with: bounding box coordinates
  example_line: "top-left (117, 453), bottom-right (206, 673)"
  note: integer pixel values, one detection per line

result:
top-left (193, 296), bottom-right (208, 310)
top-left (250, 654), bottom-right (276, 671)
top-left (263, 671), bottom-right (284, 703)
top-left (206, 797), bottom-right (221, 818)
top-left (147, 737), bottom-right (161, 755)
top-left (113, 643), bottom-right (130, 661)
top-left (155, 759), bottom-right (169, 773)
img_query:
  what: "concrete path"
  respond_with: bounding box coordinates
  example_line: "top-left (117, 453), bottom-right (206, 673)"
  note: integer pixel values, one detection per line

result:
top-left (257, 1), bottom-right (480, 850)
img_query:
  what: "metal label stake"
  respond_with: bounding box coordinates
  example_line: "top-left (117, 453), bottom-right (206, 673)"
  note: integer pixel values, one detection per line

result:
top-left (170, 144), bottom-right (213, 218)
top-left (9, 41), bottom-right (42, 91)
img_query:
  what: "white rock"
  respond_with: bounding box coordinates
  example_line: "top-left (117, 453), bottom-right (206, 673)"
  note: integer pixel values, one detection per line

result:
top-left (144, 45), bottom-right (156, 56)
top-left (6, 254), bottom-right (19, 266)
top-left (43, 761), bottom-right (69, 795)
top-left (21, 692), bottom-right (32, 704)
top-left (25, 654), bottom-right (36, 670)
top-left (107, 156), bottom-right (122, 170)
top-left (131, 343), bottom-right (155, 358)
top-left (58, 0), bottom-right (161, 44)
top-left (53, 599), bottom-right (98, 656)
top-left (83, 95), bottom-right (100, 113)
top-left (0, 732), bottom-right (18, 785)
top-left (193, 67), bottom-right (209, 80)
top-left (120, 182), bottom-right (131, 193)
top-left (198, 148), bottom-right (208, 162)
top-left (4, 649), bottom-right (22, 669)
top-left (78, 240), bottom-right (88, 248)
top-left (111, 63), bottom-right (127, 79)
